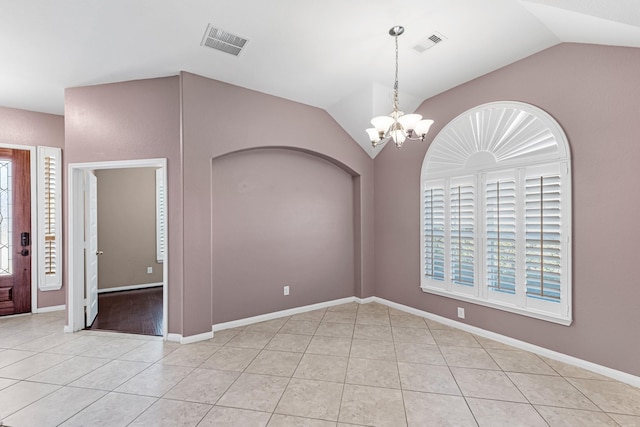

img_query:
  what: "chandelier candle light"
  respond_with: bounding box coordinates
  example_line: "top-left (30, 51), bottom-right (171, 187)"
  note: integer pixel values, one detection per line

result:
top-left (366, 26), bottom-right (434, 148)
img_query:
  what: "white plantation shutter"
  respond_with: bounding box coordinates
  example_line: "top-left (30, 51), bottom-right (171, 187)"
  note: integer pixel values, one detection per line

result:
top-left (423, 183), bottom-right (445, 282)
top-left (450, 180), bottom-right (475, 287)
top-left (525, 172), bottom-right (562, 302)
top-left (486, 176), bottom-right (517, 296)
top-left (38, 146), bottom-right (62, 291)
top-left (156, 168), bottom-right (165, 263)
top-left (420, 101), bottom-right (571, 325)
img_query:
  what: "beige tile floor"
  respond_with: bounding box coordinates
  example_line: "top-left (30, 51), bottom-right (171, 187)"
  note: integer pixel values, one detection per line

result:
top-left (1, 303), bottom-right (639, 426)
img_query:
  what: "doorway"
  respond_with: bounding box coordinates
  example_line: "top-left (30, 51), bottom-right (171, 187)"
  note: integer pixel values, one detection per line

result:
top-left (67, 159), bottom-right (168, 339)
top-left (0, 148), bottom-right (32, 316)
top-left (91, 167), bottom-right (163, 335)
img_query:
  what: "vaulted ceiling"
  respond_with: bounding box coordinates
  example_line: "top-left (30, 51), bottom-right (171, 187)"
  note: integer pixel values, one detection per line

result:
top-left (1, 0), bottom-right (639, 157)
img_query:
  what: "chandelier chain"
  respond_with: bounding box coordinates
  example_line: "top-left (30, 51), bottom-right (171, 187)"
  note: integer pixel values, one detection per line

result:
top-left (393, 32), bottom-right (400, 112)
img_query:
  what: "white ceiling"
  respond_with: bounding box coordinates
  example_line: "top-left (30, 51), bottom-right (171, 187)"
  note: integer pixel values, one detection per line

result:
top-left (1, 0), bottom-right (639, 157)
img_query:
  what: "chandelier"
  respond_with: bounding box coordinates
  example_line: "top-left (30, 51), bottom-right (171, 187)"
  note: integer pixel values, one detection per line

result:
top-left (366, 26), bottom-right (434, 148)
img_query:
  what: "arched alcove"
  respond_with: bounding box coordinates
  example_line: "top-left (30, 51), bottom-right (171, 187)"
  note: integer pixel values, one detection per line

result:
top-left (211, 147), bottom-right (358, 323)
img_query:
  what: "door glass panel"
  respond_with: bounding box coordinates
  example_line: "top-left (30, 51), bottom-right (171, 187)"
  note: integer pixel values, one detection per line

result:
top-left (0, 159), bottom-right (12, 275)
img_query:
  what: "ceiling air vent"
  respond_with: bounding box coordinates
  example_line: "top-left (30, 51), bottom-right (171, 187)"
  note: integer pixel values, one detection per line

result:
top-left (412, 32), bottom-right (446, 53)
top-left (201, 24), bottom-right (248, 56)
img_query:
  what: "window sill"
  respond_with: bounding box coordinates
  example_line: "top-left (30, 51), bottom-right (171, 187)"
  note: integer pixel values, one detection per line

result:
top-left (420, 286), bottom-right (573, 326)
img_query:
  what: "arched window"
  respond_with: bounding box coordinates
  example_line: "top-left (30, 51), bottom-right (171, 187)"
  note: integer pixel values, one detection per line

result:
top-left (420, 101), bottom-right (572, 325)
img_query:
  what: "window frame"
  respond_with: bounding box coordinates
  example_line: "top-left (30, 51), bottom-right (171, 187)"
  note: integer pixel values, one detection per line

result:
top-left (420, 102), bottom-right (572, 325)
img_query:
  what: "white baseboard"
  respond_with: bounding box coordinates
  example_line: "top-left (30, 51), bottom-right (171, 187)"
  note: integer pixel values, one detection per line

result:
top-left (212, 297), bottom-right (358, 332)
top-left (161, 294), bottom-right (639, 388)
top-left (35, 304), bottom-right (65, 313)
top-left (167, 331), bottom-right (214, 345)
top-left (371, 297), bottom-right (640, 389)
top-left (98, 283), bottom-right (162, 294)
top-left (167, 297), bottom-right (360, 345)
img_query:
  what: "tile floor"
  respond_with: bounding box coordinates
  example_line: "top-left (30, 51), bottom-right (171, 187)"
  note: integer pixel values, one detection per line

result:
top-left (1, 302), bottom-right (639, 426)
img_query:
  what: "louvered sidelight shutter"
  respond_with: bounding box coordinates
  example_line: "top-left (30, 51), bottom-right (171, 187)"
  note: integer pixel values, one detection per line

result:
top-left (423, 185), bottom-right (445, 281)
top-left (156, 168), bottom-right (165, 263)
top-left (44, 155), bottom-right (56, 274)
top-left (450, 181), bottom-right (474, 286)
top-left (525, 173), bottom-right (562, 302)
top-left (486, 178), bottom-right (517, 295)
top-left (38, 146), bottom-right (62, 290)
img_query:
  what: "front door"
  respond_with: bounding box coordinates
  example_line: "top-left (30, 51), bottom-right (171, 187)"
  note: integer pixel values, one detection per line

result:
top-left (0, 148), bottom-right (31, 316)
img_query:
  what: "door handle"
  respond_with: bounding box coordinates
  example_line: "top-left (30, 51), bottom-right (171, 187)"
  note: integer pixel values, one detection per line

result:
top-left (96, 251), bottom-right (104, 256)
top-left (16, 249), bottom-right (29, 256)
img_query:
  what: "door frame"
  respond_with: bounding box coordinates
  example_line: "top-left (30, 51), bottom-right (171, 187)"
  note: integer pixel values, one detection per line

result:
top-left (0, 143), bottom-right (38, 314)
top-left (67, 158), bottom-right (168, 339)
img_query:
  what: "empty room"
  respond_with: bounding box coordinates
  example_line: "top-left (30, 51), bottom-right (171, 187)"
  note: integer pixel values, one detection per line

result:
top-left (0, 1), bottom-right (639, 426)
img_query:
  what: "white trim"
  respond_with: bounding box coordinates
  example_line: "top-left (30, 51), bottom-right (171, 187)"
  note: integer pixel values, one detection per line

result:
top-left (29, 146), bottom-right (38, 313)
top-left (35, 304), bottom-right (65, 313)
top-left (167, 333), bottom-right (181, 342)
top-left (160, 164), bottom-right (168, 342)
top-left (356, 296), bottom-right (375, 304)
top-left (81, 329), bottom-right (162, 341)
top-left (68, 168), bottom-right (86, 333)
top-left (97, 283), bottom-right (163, 294)
top-left (167, 331), bottom-right (214, 345)
top-left (370, 297), bottom-right (640, 388)
top-left (68, 158), bottom-right (167, 171)
top-left (212, 297), bottom-right (358, 332)
top-left (67, 158), bottom-right (168, 340)
top-left (162, 294), bottom-right (638, 387)
top-left (420, 286), bottom-right (572, 326)
top-left (39, 284), bottom-right (62, 292)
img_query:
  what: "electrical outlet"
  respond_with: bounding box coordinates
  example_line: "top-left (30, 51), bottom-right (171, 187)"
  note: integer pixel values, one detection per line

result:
top-left (284, 285), bottom-right (290, 296)
top-left (147, 267), bottom-right (153, 274)
top-left (457, 307), bottom-right (465, 319)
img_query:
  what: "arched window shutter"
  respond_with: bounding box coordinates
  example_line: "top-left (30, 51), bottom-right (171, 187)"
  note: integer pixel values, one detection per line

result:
top-left (420, 102), bottom-right (572, 325)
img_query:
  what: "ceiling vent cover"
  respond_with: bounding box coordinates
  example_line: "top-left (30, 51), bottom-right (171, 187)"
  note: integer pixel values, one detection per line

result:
top-left (413, 32), bottom-right (446, 53)
top-left (201, 24), bottom-right (248, 56)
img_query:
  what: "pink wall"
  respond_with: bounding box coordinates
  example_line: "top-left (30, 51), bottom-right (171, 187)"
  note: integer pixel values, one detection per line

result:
top-left (212, 148), bottom-right (355, 322)
top-left (63, 72), bottom-right (373, 338)
top-left (373, 43), bottom-right (640, 376)
top-left (180, 72), bottom-right (374, 335)
top-left (40, 42), bottom-right (639, 375)
top-left (0, 106), bottom-right (65, 309)
top-left (64, 77), bottom-right (183, 332)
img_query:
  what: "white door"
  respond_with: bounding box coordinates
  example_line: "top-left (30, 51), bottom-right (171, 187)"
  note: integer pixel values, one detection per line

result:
top-left (85, 172), bottom-right (99, 326)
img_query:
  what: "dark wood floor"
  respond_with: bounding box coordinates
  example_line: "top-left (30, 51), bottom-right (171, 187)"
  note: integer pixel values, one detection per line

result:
top-left (88, 287), bottom-right (163, 336)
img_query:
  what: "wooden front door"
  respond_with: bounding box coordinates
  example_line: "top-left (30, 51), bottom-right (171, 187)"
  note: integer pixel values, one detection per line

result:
top-left (0, 148), bottom-right (31, 316)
